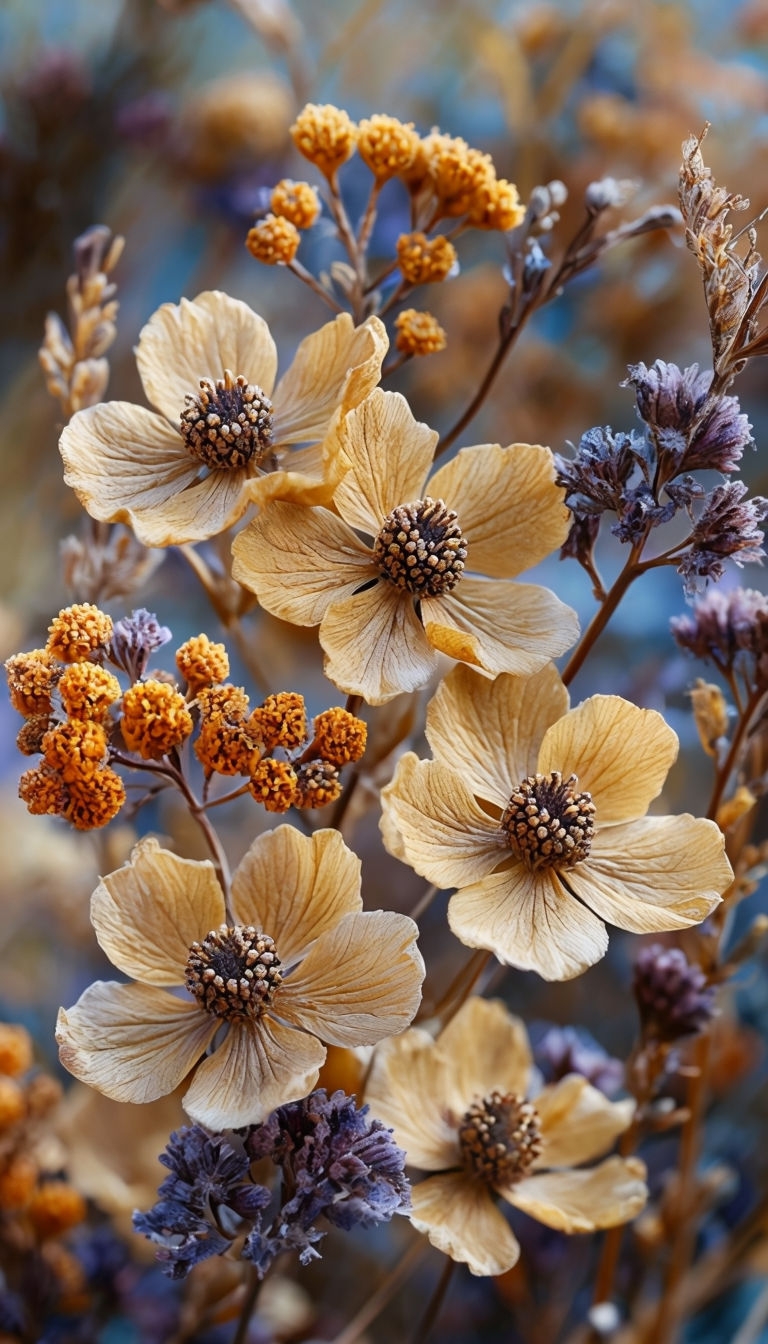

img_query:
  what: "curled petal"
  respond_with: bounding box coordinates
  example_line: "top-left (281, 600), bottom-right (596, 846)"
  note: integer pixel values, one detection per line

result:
top-left (410, 1173), bottom-right (521, 1277)
top-left (331, 389), bottom-right (437, 535)
top-left (366, 1030), bottom-right (461, 1171)
top-left (320, 582), bottom-right (438, 703)
top-left (505, 1156), bottom-right (647, 1232)
top-left (536, 1076), bottom-right (634, 1168)
top-left (423, 579), bottom-right (579, 677)
top-left (183, 1017), bottom-right (325, 1128)
top-left (273, 313), bottom-right (388, 445)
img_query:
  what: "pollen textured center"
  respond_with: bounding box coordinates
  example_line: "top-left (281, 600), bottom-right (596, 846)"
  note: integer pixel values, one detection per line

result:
top-left (373, 497), bottom-right (468, 597)
top-left (501, 771), bottom-right (596, 870)
top-left (180, 370), bottom-right (273, 470)
top-left (459, 1091), bottom-right (542, 1186)
top-left (185, 925), bottom-right (282, 1021)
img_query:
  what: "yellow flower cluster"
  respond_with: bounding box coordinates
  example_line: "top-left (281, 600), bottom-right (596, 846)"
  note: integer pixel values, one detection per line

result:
top-left (121, 680), bottom-right (193, 760)
top-left (175, 633), bottom-right (230, 693)
top-left (396, 232), bottom-right (457, 285)
top-left (394, 309), bottom-right (447, 356)
top-left (246, 215), bottom-right (301, 265)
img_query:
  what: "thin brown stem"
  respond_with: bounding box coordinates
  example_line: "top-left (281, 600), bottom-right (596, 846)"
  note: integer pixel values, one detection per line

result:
top-left (428, 949), bottom-right (492, 1025)
top-left (329, 1238), bottom-right (428, 1344)
top-left (435, 324), bottom-right (518, 458)
top-left (232, 1264), bottom-right (263, 1344)
top-left (411, 1255), bottom-right (454, 1344)
top-left (706, 684), bottom-right (766, 821)
top-left (287, 258), bottom-right (345, 313)
top-left (561, 545), bottom-right (645, 687)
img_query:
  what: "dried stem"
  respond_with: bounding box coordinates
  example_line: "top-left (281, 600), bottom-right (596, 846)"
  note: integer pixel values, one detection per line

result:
top-left (329, 1238), bottom-right (428, 1344)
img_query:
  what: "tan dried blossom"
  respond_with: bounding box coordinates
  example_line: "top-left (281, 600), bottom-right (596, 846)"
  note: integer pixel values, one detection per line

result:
top-left (269, 179), bottom-right (320, 229)
top-left (356, 115), bottom-right (422, 181)
top-left (39, 226), bottom-right (123, 420)
top-left (5, 650), bottom-right (62, 718)
top-left (56, 829), bottom-right (424, 1129)
top-left (248, 756), bottom-right (298, 811)
top-left (425, 132), bottom-right (496, 217)
top-left (396, 232), bottom-right (457, 285)
top-left (246, 214), bottom-right (301, 265)
top-left (394, 309), bottom-right (447, 356)
top-left (60, 525), bottom-right (164, 606)
top-left (290, 103), bottom-right (357, 178)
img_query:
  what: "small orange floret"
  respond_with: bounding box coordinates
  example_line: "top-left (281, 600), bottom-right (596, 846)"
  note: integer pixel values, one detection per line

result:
top-left (294, 759), bottom-right (342, 809)
top-left (0, 1155), bottom-right (38, 1209)
top-left (269, 179), bottom-right (320, 229)
top-left (58, 662), bottom-right (121, 722)
top-left (121, 680), bottom-right (193, 759)
top-left (46, 604), bottom-right (113, 663)
top-left (312, 708), bottom-right (367, 765)
top-left (27, 1180), bottom-right (87, 1239)
top-left (290, 102), bottom-right (357, 177)
top-left (356, 115), bottom-right (421, 181)
top-left (396, 232), bottom-right (457, 285)
top-left (246, 215), bottom-right (301, 265)
top-left (5, 649), bottom-right (62, 717)
top-left (249, 757), bottom-right (297, 812)
top-left (394, 309), bottom-right (447, 356)
top-left (0, 1023), bottom-right (34, 1077)
top-left (249, 692), bottom-right (306, 752)
top-left (42, 721), bottom-right (109, 782)
top-left (0, 1076), bottom-right (26, 1128)
top-left (64, 769), bottom-right (126, 831)
top-left (176, 634), bottom-right (230, 693)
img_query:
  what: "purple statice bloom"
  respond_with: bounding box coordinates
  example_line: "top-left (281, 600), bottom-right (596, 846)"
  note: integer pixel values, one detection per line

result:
top-left (534, 1025), bottom-right (624, 1096)
top-left (671, 586), bottom-right (768, 688)
top-left (633, 944), bottom-right (716, 1042)
top-left (109, 608), bottom-right (172, 681)
top-left (625, 360), bottom-right (752, 476)
top-left (677, 481), bottom-right (768, 595)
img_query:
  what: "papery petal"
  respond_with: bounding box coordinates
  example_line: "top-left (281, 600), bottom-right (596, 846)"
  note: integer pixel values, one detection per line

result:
top-left (537, 697), bottom-right (678, 823)
top-left (381, 755), bottom-right (504, 887)
top-left (182, 1017), bottom-right (325, 1128)
top-left (56, 982), bottom-right (216, 1104)
top-left (273, 314), bottom-right (388, 444)
top-left (410, 1173), bottom-right (521, 1276)
top-left (125, 467), bottom-right (253, 546)
top-left (91, 837), bottom-right (225, 985)
top-left (366, 1030), bottom-right (461, 1170)
top-left (423, 579), bottom-right (579, 676)
top-left (428, 443), bottom-right (570, 578)
top-left (435, 998), bottom-right (532, 1105)
top-left (136, 291), bottom-right (278, 423)
top-left (231, 504), bottom-right (374, 624)
top-left (331, 389), bottom-right (437, 535)
top-left (536, 1076), bottom-right (634, 1168)
top-left (567, 816), bottom-right (729, 932)
top-left (425, 663), bottom-right (569, 807)
top-left (279, 909), bottom-right (423, 1045)
top-left (320, 581), bottom-right (438, 703)
top-left (60, 402), bottom-right (198, 521)
top-left (505, 1156), bottom-right (647, 1232)
top-left (447, 866), bottom-right (609, 981)
top-left (231, 826), bottom-right (362, 968)
top-left (246, 440), bottom-right (346, 511)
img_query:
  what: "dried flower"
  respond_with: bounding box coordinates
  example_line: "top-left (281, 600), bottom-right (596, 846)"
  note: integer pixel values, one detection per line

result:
top-left (396, 232), bottom-right (457, 285)
top-left (394, 309), bottom-right (447, 356)
top-left (269, 179), bottom-right (320, 229)
top-left (248, 757), bottom-right (298, 811)
top-left (367, 998), bottom-right (646, 1276)
top-left (120, 681), bottom-right (193, 759)
top-left (249, 691), bottom-right (307, 751)
top-left (56, 829), bottom-right (424, 1128)
top-left (671, 586), bottom-right (768, 690)
top-left (677, 481), bottom-right (768, 594)
top-left (58, 663), bottom-right (121, 722)
top-left (534, 1026), bottom-right (624, 1096)
top-left (311, 708), bottom-right (367, 766)
top-left (46, 604), bottom-right (113, 663)
top-left (381, 663), bottom-right (732, 980)
top-left (5, 650), bottom-right (61, 717)
top-left (293, 759), bottom-right (342, 809)
top-left (175, 634), bottom-right (229, 693)
top-left (357, 115), bottom-right (421, 180)
top-left (290, 103), bottom-right (357, 177)
top-left (109, 609), bottom-right (172, 682)
top-left (625, 360), bottom-right (752, 475)
top-left (633, 944), bottom-right (716, 1041)
top-left (246, 214), bottom-right (301, 265)
top-left (233, 389), bottom-right (577, 704)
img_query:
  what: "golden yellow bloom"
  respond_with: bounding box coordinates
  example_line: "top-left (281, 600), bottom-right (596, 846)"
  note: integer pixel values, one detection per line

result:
top-left (5, 649), bottom-right (61, 717)
top-left (18, 765), bottom-right (66, 816)
top-left (311, 707), bottom-right (367, 765)
top-left (27, 1181), bottom-right (87, 1239)
top-left (195, 715), bottom-right (257, 776)
top-left (0, 1154), bottom-right (38, 1208)
top-left (367, 997), bottom-right (647, 1277)
top-left (269, 179), bottom-right (320, 229)
top-left (396, 232), bottom-right (457, 285)
top-left (394, 309), bottom-right (447, 356)
top-left (426, 132), bottom-right (495, 217)
top-left (58, 663), bottom-right (121, 721)
top-left (290, 102), bottom-right (357, 177)
top-left (59, 291), bottom-right (387, 546)
top-left (249, 691), bottom-right (307, 752)
top-left (46, 604), bottom-right (113, 663)
top-left (0, 1024), bottom-right (34, 1078)
top-left (197, 683), bottom-right (250, 719)
top-left (43, 721), bottom-right (108, 781)
top-left (468, 176), bottom-right (525, 231)
top-left (65, 769), bottom-right (126, 831)
top-left (248, 757), bottom-right (298, 812)
top-left (0, 1076), bottom-right (26, 1129)
top-left (381, 663), bottom-right (733, 980)
top-left (293, 759), bottom-right (342, 809)
top-left (175, 634), bottom-right (230, 693)
top-left (246, 214), bottom-right (301, 265)
top-left (121, 681), bottom-right (193, 760)
top-left (56, 829), bottom-right (424, 1129)
top-left (357, 115), bottom-right (421, 180)
top-left (232, 388), bottom-right (578, 704)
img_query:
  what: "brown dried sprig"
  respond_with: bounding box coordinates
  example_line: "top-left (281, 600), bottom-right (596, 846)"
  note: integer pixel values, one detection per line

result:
top-left (39, 225), bottom-right (124, 420)
top-left (680, 128), bottom-right (768, 390)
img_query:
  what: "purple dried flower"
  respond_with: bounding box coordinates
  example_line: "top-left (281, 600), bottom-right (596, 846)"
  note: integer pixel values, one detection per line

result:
top-left (633, 944), bottom-right (716, 1042)
top-left (534, 1025), bottom-right (624, 1096)
top-left (554, 426), bottom-right (639, 519)
top-left (671, 586), bottom-right (768, 688)
top-left (677, 482), bottom-right (768, 595)
top-left (109, 608), bottom-right (172, 681)
top-left (625, 361), bottom-right (752, 477)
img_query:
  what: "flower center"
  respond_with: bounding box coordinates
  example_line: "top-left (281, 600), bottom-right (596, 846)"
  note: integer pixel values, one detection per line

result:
top-left (500, 771), bottom-right (596, 871)
top-left (179, 370), bottom-right (274, 471)
top-left (185, 925), bottom-right (282, 1021)
top-left (459, 1091), bottom-right (542, 1186)
top-left (373, 497), bottom-right (468, 598)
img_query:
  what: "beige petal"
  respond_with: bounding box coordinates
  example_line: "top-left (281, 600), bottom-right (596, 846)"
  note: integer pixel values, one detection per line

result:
top-left (273, 314), bottom-right (388, 445)
top-left (91, 836), bottom-right (225, 985)
top-left (56, 982), bottom-right (216, 1104)
top-left (230, 826), bottom-right (362, 968)
top-left (536, 1076), bottom-right (634, 1168)
top-left (245, 445), bottom-right (345, 511)
top-left (279, 909), bottom-right (423, 1045)
top-left (423, 579), bottom-right (579, 676)
top-left (566, 816), bottom-right (728, 932)
top-left (231, 504), bottom-right (374, 623)
top-left (366, 1030), bottom-right (461, 1170)
top-left (380, 755), bottom-right (505, 887)
top-left (428, 443), bottom-right (570, 578)
top-left (505, 1156), bottom-right (647, 1232)
top-left (128, 466), bottom-right (253, 546)
top-left (183, 1017), bottom-right (325, 1128)
top-left (136, 291), bottom-right (278, 424)
top-left (411, 1173), bottom-right (521, 1277)
top-left (447, 866), bottom-right (609, 981)
top-left (435, 998), bottom-right (532, 1107)
top-left (331, 389), bottom-right (437, 535)
top-left (60, 401), bottom-right (198, 521)
top-left (425, 663), bottom-right (569, 808)
top-left (537, 696), bottom-right (678, 823)
top-left (319, 581), bottom-right (438, 704)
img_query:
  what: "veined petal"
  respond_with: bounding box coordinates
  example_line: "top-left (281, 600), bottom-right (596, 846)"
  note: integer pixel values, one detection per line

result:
top-left (567, 816), bottom-right (729, 932)
top-left (331, 389), bottom-right (437, 535)
top-left (425, 663), bottom-right (569, 808)
top-left (245, 441), bottom-right (346, 511)
top-left (505, 1156), bottom-right (647, 1232)
top-left (319, 581), bottom-right (437, 704)
top-left (447, 866), bottom-right (609, 981)
top-left (60, 402), bottom-right (198, 521)
top-left (380, 755), bottom-right (504, 887)
top-left (536, 1076), bottom-right (634, 1168)
top-left (428, 442), bottom-right (570, 578)
top-left (272, 313), bottom-right (388, 444)
top-left (410, 1173), bottom-right (521, 1277)
top-left (366, 1030), bottom-right (461, 1170)
top-left (183, 1017), bottom-right (325, 1128)
top-left (279, 909), bottom-right (423, 1045)
top-left (91, 837), bottom-right (225, 985)
top-left (125, 466), bottom-right (252, 546)
top-left (136, 291), bottom-right (278, 424)
top-left (231, 827), bottom-right (362, 968)
top-left (537, 696), bottom-right (679, 823)
top-left (231, 504), bottom-right (374, 625)
top-left (56, 982), bottom-right (216, 1104)
top-left (424, 579), bottom-right (579, 676)
top-left (435, 998), bottom-right (532, 1108)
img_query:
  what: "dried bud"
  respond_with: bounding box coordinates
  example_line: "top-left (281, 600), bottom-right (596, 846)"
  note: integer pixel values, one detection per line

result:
top-left (633, 944), bottom-right (716, 1042)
